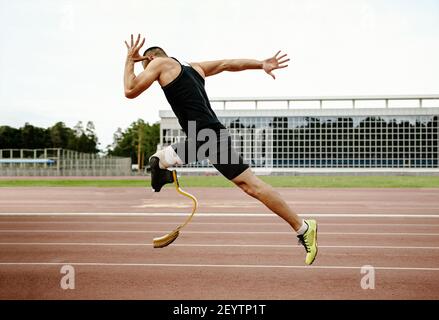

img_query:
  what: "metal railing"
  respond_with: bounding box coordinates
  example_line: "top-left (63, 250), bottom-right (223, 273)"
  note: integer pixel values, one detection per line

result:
top-left (0, 148), bottom-right (131, 176)
top-left (209, 95), bottom-right (439, 110)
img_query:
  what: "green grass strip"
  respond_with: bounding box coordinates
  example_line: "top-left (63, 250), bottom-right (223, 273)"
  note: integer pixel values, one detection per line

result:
top-left (0, 175), bottom-right (439, 188)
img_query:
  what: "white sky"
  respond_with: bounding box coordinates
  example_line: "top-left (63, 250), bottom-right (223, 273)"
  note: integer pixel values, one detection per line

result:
top-left (1, 0), bottom-right (438, 150)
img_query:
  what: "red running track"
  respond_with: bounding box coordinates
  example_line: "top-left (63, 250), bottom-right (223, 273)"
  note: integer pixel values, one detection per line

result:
top-left (0, 187), bottom-right (438, 299)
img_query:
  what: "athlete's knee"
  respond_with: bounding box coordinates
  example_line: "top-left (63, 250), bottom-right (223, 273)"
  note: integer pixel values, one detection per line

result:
top-left (235, 178), bottom-right (267, 200)
top-left (150, 146), bottom-right (183, 169)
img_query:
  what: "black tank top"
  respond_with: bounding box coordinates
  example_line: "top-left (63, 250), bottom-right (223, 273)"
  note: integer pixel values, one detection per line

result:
top-left (161, 58), bottom-right (222, 134)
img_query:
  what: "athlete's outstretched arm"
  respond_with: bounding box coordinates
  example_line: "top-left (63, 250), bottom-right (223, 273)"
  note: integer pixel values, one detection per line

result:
top-left (192, 51), bottom-right (290, 80)
top-left (124, 34), bottom-right (160, 99)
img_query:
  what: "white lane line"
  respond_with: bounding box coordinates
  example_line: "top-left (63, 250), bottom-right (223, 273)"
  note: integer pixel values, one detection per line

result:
top-left (0, 261), bottom-right (438, 271)
top-left (1, 212), bottom-right (439, 218)
top-left (0, 221), bottom-right (438, 227)
top-left (0, 229), bottom-right (438, 236)
top-left (0, 242), bottom-right (438, 250)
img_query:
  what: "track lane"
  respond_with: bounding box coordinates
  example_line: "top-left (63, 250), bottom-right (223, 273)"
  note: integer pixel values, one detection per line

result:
top-left (0, 185), bottom-right (438, 299)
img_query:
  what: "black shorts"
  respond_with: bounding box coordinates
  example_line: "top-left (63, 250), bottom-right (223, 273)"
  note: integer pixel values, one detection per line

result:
top-left (171, 125), bottom-right (250, 180)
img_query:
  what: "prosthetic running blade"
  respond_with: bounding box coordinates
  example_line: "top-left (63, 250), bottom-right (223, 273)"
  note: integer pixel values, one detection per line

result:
top-left (149, 158), bottom-right (198, 248)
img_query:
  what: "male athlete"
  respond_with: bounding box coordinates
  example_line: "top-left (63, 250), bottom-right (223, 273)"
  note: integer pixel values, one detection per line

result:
top-left (123, 34), bottom-right (318, 265)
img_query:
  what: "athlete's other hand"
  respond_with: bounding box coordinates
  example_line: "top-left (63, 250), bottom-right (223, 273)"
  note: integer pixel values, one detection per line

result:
top-left (124, 34), bottom-right (148, 63)
top-left (262, 51), bottom-right (290, 80)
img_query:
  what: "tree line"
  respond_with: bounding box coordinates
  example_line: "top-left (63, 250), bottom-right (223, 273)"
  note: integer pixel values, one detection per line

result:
top-left (0, 121), bottom-right (99, 153)
top-left (0, 120), bottom-right (160, 167)
top-left (107, 119), bottom-right (160, 168)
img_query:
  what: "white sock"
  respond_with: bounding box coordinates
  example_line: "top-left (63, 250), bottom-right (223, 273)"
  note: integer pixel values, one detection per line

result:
top-left (296, 220), bottom-right (309, 235)
top-left (151, 146), bottom-right (183, 169)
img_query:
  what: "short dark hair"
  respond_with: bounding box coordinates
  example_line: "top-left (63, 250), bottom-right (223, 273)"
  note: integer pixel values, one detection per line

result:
top-left (142, 46), bottom-right (167, 57)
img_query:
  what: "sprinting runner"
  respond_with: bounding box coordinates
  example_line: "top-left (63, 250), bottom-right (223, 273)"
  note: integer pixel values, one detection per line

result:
top-left (123, 34), bottom-right (318, 264)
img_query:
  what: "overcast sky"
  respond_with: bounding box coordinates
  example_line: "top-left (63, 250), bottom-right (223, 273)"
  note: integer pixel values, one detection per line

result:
top-left (1, 0), bottom-right (438, 150)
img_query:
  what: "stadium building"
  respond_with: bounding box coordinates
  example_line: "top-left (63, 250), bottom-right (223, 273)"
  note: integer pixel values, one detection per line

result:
top-left (158, 95), bottom-right (439, 175)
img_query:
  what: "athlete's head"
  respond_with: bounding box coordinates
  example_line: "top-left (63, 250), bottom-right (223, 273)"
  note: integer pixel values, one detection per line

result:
top-left (142, 46), bottom-right (168, 69)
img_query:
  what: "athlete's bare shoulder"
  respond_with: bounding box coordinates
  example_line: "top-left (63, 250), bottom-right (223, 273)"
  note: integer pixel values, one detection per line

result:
top-left (152, 57), bottom-right (182, 87)
top-left (188, 62), bottom-right (206, 78)
top-left (146, 57), bottom-right (175, 69)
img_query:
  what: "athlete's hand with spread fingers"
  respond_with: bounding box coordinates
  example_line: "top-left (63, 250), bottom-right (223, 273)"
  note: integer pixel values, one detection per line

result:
top-left (125, 34), bottom-right (149, 63)
top-left (262, 51), bottom-right (290, 80)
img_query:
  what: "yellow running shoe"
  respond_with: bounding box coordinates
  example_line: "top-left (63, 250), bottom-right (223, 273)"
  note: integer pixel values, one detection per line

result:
top-left (297, 219), bottom-right (318, 265)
